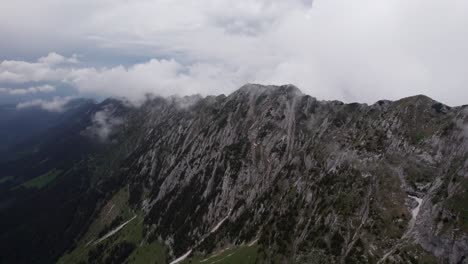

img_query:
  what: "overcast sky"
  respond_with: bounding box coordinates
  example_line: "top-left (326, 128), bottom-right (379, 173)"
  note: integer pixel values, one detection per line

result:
top-left (1, 0), bottom-right (468, 106)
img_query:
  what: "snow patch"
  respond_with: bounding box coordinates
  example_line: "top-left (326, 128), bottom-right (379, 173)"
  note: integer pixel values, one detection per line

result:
top-left (408, 195), bottom-right (423, 228)
top-left (170, 209), bottom-right (232, 263)
top-left (210, 209), bottom-right (231, 234)
top-left (93, 215), bottom-right (136, 245)
top-left (211, 252), bottom-right (235, 263)
top-left (169, 249), bottom-right (192, 264)
top-left (199, 247), bottom-right (231, 263)
top-left (248, 238), bottom-right (259, 247)
top-left (85, 239), bottom-right (95, 247)
top-left (105, 204), bottom-right (115, 218)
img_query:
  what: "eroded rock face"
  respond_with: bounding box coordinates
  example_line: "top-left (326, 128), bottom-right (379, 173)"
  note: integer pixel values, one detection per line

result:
top-left (98, 84), bottom-right (468, 263)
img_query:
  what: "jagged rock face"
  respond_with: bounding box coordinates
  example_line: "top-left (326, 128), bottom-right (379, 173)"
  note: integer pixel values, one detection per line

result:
top-left (100, 84), bottom-right (467, 263)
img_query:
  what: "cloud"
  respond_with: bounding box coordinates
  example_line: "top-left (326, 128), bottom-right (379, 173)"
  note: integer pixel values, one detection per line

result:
top-left (3, 54), bottom-right (246, 104)
top-left (84, 106), bottom-right (124, 142)
top-left (16, 96), bottom-right (72, 112)
top-left (67, 59), bottom-right (245, 103)
top-left (1, 0), bottom-right (468, 106)
top-left (38, 52), bottom-right (79, 65)
top-left (0, 85), bottom-right (55, 95)
top-left (0, 53), bottom-right (78, 83)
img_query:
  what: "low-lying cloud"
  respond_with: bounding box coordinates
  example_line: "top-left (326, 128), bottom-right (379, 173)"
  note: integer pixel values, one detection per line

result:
top-left (0, 53), bottom-right (77, 84)
top-left (84, 106), bottom-right (125, 142)
top-left (16, 96), bottom-right (72, 112)
top-left (0, 85), bottom-right (55, 95)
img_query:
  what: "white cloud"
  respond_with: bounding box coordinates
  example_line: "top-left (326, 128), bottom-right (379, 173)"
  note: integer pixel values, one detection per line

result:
top-left (38, 52), bottom-right (79, 65)
top-left (85, 106), bottom-right (124, 142)
top-left (0, 53), bottom-right (78, 83)
top-left (16, 96), bottom-right (72, 112)
top-left (1, 0), bottom-right (468, 106)
top-left (0, 85), bottom-right (55, 95)
top-left (67, 59), bottom-right (245, 103)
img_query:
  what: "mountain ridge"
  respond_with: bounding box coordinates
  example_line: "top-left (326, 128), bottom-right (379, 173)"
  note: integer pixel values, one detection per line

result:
top-left (1, 84), bottom-right (467, 263)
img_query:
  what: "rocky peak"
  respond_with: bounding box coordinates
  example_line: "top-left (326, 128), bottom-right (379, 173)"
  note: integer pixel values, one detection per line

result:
top-left (235, 83), bottom-right (303, 98)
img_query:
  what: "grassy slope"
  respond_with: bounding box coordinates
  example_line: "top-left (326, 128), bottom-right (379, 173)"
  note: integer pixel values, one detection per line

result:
top-left (22, 169), bottom-right (62, 189)
top-left (184, 244), bottom-right (260, 264)
top-left (58, 188), bottom-right (167, 264)
top-left (0, 175), bottom-right (13, 184)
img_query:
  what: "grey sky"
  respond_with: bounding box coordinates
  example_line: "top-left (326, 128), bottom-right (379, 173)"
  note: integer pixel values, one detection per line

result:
top-left (1, 0), bottom-right (467, 106)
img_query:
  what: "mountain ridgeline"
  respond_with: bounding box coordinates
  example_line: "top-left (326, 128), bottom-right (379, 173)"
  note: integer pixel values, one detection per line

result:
top-left (0, 84), bottom-right (467, 264)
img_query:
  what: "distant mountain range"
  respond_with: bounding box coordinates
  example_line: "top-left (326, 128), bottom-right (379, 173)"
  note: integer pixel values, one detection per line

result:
top-left (0, 84), bottom-right (467, 264)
